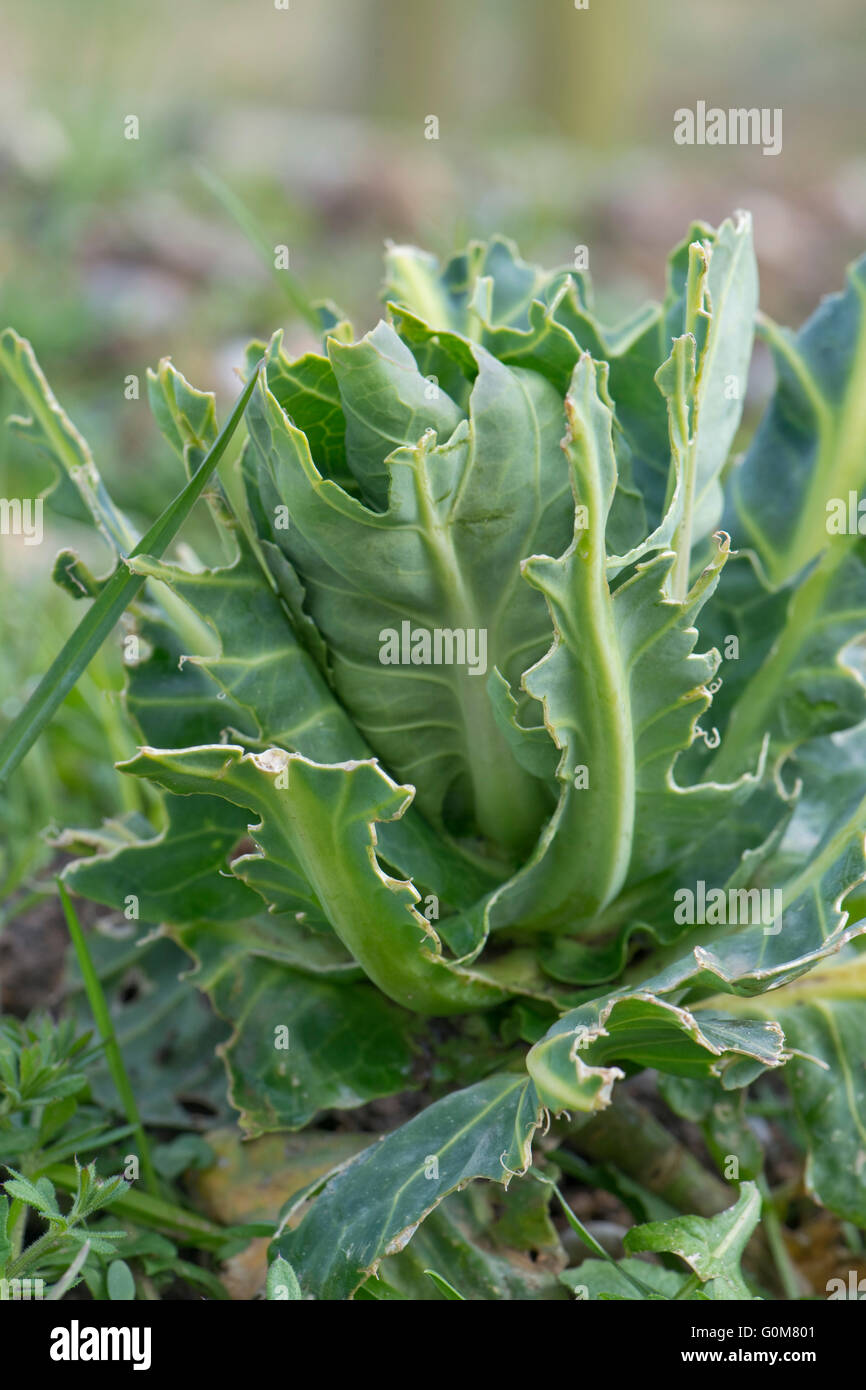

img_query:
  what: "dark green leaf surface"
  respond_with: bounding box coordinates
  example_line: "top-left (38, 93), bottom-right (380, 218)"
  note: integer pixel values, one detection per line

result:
top-left (276, 1073), bottom-right (541, 1299)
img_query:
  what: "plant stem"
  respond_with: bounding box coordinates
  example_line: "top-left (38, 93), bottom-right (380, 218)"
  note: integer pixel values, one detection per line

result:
top-left (558, 1090), bottom-right (778, 1289)
top-left (43, 1164), bottom-right (227, 1252)
top-left (531, 1167), bottom-right (661, 1299)
top-left (6, 1228), bottom-right (62, 1279)
top-left (562, 1092), bottom-right (734, 1217)
top-left (673, 1272), bottom-right (701, 1300)
top-left (758, 1177), bottom-right (802, 1300)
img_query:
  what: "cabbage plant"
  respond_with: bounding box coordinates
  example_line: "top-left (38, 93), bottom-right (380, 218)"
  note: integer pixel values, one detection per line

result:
top-left (2, 215), bottom-right (865, 1300)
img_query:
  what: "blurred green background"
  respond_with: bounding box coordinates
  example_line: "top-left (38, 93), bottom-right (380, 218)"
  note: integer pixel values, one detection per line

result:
top-left (1, 0), bottom-right (866, 885)
top-left (3, 0), bottom-right (866, 492)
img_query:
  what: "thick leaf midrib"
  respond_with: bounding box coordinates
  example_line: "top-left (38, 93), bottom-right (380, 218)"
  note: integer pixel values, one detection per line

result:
top-left (788, 275), bottom-right (866, 578)
top-left (400, 392), bottom-right (554, 849)
top-left (479, 373), bottom-right (559, 637)
top-left (779, 796), bottom-right (866, 916)
top-left (813, 1002), bottom-right (866, 1148)
top-left (736, 286), bottom-right (866, 585)
top-left (704, 1186), bottom-right (761, 1270)
top-left (709, 544), bottom-right (848, 779)
top-left (691, 223), bottom-right (751, 510)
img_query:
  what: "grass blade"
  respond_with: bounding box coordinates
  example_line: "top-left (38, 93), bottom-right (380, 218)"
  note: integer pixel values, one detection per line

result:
top-left (0, 364), bottom-right (260, 785)
top-left (195, 165), bottom-right (321, 331)
top-left (424, 1269), bottom-right (466, 1300)
top-left (57, 881), bottom-right (158, 1196)
top-left (530, 1167), bottom-right (664, 1300)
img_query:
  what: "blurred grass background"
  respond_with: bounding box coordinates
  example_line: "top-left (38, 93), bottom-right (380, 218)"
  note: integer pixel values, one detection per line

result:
top-left (1, 0), bottom-right (866, 884)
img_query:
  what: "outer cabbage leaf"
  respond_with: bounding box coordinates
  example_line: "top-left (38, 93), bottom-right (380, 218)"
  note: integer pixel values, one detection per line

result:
top-left (273, 1072), bottom-right (542, 1300)
top-left (117, 743), bottom-right (523, 1015)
